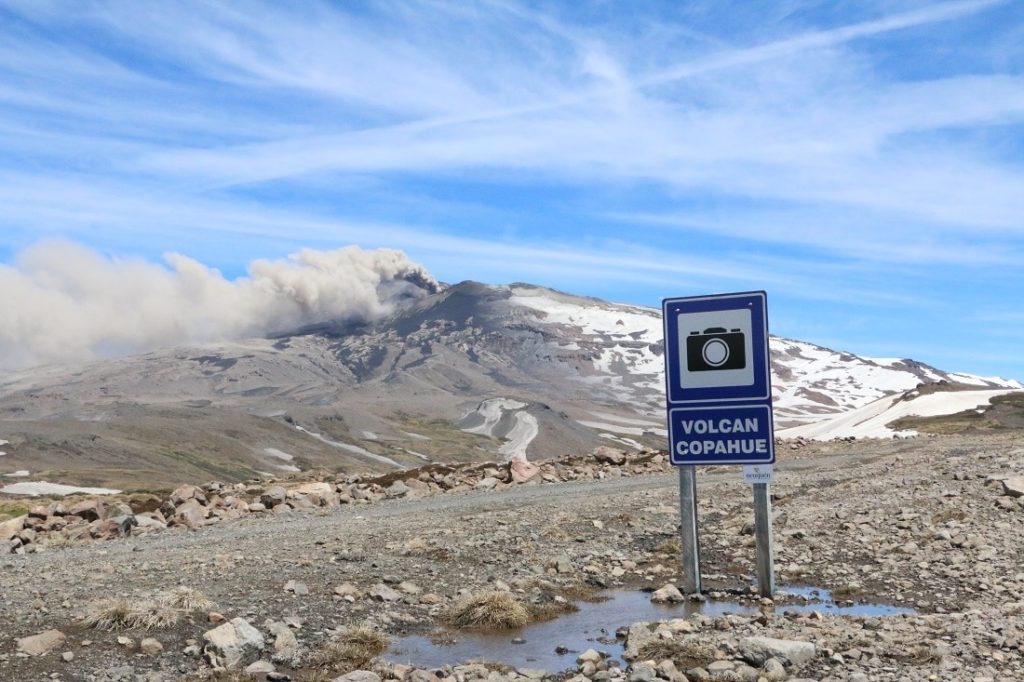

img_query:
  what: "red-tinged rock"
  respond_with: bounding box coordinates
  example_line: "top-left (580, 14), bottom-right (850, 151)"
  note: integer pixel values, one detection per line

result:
top-left (510, 459), bottom-right (540, 483)
top-left (28, 505), bottom-right (50, 520)
top-left (68, 500), bottom-right (104, 522)
top-left (593, 446), bottom-right (627, 465)
top-left (170, 484), bottom-right (206, 506)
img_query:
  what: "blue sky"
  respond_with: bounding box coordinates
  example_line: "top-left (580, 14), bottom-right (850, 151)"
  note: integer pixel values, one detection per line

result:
top-left (1, 0), bottom-right (1022, 380)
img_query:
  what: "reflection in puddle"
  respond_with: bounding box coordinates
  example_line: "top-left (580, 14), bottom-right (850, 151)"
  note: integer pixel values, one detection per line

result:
top-left (387, 587), bottom-right (914, 671)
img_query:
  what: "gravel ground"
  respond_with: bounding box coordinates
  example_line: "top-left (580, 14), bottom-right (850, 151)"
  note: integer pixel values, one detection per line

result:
top-left (1, 433), bottom-right (1022, 681)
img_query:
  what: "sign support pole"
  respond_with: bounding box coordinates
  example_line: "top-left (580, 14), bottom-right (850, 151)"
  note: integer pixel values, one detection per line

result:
top-left (753, 482), bottom-right (774, 596)
top-left (678, 465), bottom-right (701, 594)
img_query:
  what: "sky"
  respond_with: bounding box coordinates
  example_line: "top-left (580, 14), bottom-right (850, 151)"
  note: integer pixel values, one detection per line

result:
top-left (0, 0), bottom-right (1022, 380)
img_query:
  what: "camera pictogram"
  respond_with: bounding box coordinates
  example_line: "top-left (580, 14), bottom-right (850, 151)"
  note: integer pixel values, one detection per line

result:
top-left (686, 327), bottom-right (746, 371)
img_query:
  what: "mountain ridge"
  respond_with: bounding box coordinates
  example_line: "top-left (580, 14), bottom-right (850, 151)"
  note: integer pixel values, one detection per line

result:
top-left (0, 280), bottom-right (1019, 491)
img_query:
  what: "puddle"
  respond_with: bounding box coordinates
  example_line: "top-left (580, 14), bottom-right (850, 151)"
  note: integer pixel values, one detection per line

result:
top-left (387, 588), bottom-right (914, 671)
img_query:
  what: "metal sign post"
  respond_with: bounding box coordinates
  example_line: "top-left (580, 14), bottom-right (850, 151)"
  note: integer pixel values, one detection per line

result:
top-left (677, 465), bottom-right (701, 594)
top-left (663, 291), bottom-right (776, 596)
top-left (753, 482), bottom-right (775, 596)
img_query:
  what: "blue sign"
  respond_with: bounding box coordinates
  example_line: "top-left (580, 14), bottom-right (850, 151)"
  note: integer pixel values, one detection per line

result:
top-left (663, 291), bottom-right (775, 466)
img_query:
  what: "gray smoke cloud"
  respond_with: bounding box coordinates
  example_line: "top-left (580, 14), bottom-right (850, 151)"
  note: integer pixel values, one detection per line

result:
top-left (0, 241), bottom-right (440, 370)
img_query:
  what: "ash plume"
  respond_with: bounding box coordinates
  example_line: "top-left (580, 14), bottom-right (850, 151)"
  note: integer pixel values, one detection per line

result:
top-left (0, 241), bottom-right (440, 370)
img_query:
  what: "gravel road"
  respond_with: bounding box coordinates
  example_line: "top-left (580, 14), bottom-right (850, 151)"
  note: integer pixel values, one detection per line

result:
top-left (2, 434), bottom-right (1023, 681)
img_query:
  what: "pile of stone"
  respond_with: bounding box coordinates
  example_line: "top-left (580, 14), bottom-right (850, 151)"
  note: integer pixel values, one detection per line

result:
top-left (2, 446), bottom-right (671, 554)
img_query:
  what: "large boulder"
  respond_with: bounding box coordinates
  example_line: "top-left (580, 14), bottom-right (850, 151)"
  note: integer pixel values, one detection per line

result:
top-left (203, 617), bottom-right (265, 669)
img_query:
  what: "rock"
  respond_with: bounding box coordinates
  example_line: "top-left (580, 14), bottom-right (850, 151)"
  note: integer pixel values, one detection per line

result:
top-left (0, 515), bottom-right (26, 541)
top-left (284, 580), bottom-right (309, 596)
top-left (368, 583), bottom-right (402, 601)
top-left (398, 581), bottom-right (422, 594)
top-left (593, 446), bottom-right (627, 465)
top-left (623, 622), bottom-right (659, 661)
top-left (706, 660), bottom-right (735, 674)
top-left (333, 672), bottom-right (382, 682)
top-left (656, 660), bottom-right (683, 682)
top-left (293, 481), bottom-right (333, 496)
top-left (261, 486), bottom-right (287, 507)
top-left (1002, 476), bottom-right (1024, 498)
top-left (61, 651), bottom-right (74, 662)
top-left (577, 649), bottom-right (603, 664)
top-left (169, 484), bottom-right (205, 505)
top-left (651, 583), bottom-right (685, 604)
top-left (334, 582), bottom-right (361, 598)
top-left (174, 499), bottom-right (209, 527)
top-left (386, 480), bottom-right (411, 498)
top-left (510, 459), bottom-right (540, 483)
top-left (16, 629), bottom-right (66, 656)
top-left (476, 476), bottom-right (500, 490)
top-left (68, 500), bottom-right (104, 522)
top-left (739, 636), bottom-right (815, 668)
top-left (139, 638), bottom-right (164, 656)
top-left (203, 617), bottom-right (265, 669)
top-left (762, 658), bottom-right (787, 681)
top-left (267, 621), bottom-right (301, 665)
top-left (247, 660), bottom-right (277, 674)
top-left (629, 664), bottom-right (657, 682)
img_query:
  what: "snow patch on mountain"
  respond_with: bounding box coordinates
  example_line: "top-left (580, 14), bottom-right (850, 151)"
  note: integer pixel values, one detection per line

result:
top-left (778, 389), bottom-right (1022, 440)
top-left (459, 398), bottom-right (539, 461)
top-left (497, 412), bottom-right (539, 461)
top-left (2, 481), bottom-right (122, 496)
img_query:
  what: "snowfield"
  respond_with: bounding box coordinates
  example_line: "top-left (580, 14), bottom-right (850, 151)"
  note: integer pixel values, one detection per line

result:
top-left (778, 389), bottom-right (1022, 440)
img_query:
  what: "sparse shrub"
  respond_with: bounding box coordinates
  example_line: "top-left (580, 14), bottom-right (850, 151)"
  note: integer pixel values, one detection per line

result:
top-left (81, 587), bottom-right (214, 630)
top-left (312, 626), bottom-right (389, 673)
top-left (445, 590), bottom-right (530, 629)
top-left (81, 598), bottom-right (138, 630)
top-left (156, 586), bottom-right (213, 611)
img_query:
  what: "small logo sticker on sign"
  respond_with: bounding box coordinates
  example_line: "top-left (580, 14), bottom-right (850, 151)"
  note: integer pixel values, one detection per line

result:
top-left (742, 464), bottom-right (774, 485)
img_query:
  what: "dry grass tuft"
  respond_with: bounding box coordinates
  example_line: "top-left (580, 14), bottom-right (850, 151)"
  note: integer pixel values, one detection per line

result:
top-left (655, 539), bottom-right (681, 555)
top-left (445, 590), bottom-right (530, 629)
top-left (312, 626), bottom-right (390, 673)
top-left (637, 639), bottom-right (717, 669)
top-left (528, 599), bottom-right (579, 621)
top-left (81, 598), bottom-right (139, 630)
top-left (156, 586), bottom-right (214, 611)
top-left (81, 587), bottom-right (214, 630)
